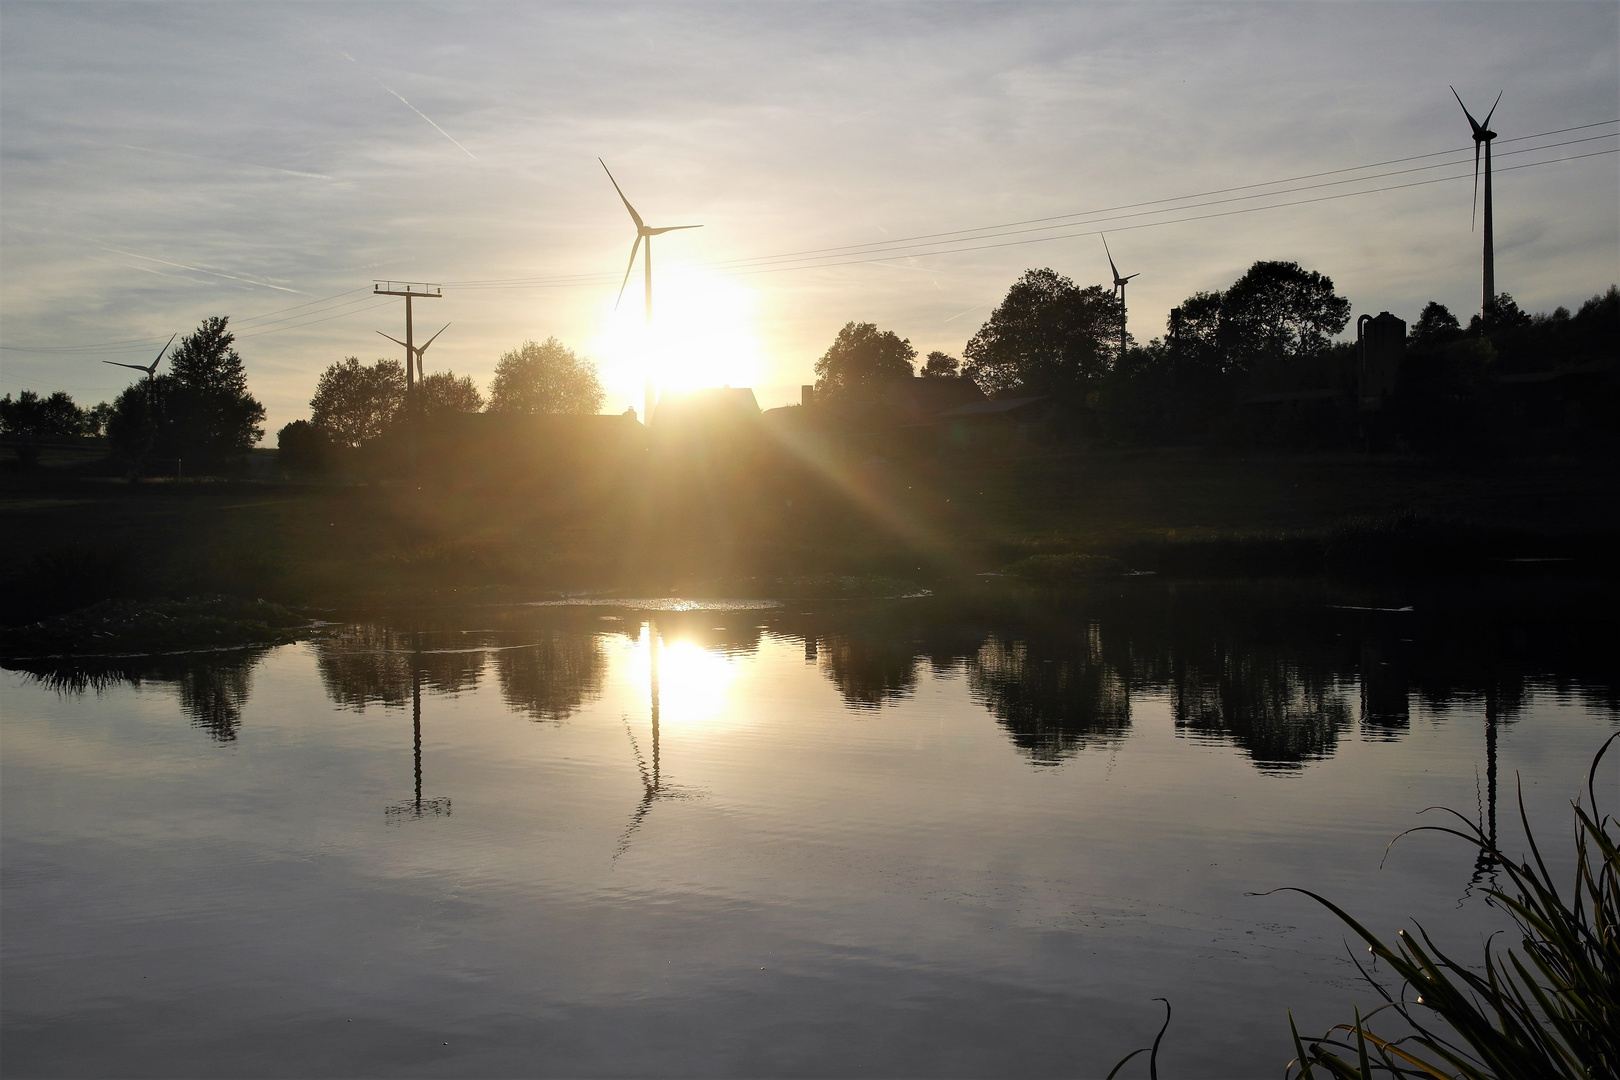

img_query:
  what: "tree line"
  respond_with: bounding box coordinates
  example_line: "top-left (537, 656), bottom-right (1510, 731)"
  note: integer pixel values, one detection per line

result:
top-left (277, 337), bottom-right (606, 475)
top-left (2, 316), bottom-right (266, 472)
top-left (812, 259), bottom-right (1617, 450)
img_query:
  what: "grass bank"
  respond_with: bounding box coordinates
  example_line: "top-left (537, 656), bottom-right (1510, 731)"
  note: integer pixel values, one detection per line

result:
top-left (2, 449), bottom-right (1616, 625)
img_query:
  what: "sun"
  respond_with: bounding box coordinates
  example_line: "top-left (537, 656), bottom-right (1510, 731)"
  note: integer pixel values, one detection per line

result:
top-left (590, 267), bottom-right (765, 414)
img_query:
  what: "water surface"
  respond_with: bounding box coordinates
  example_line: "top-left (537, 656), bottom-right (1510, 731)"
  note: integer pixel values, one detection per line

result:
top-left (4, 579), bottom-right (1616, 1078)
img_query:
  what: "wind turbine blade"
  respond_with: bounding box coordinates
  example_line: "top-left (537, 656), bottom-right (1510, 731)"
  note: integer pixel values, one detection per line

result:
top-left (1101, 234), bottom-right (1120, 280)
top-left (151, 332), bottom-right (177, 367)
top-left (645, 224), bottom-right (702, 235)
top-left (616, 234), bottom-right (643, 311)
top-left (418, 323), bottom-right (450, 352)
top-left (376, 331), bottom-right (409, 349)
top-left (1482, 90), bottom-right (1502, 128)
top-left (102, 361), bottom-right (150, 372)
top-left (1471, 142), bottom-right (1481, 231)
top-left (1451, 86), bottom-right (1483, 135)
top-left (1123, 273), bottom-right (1141, 283)
top-left (599, 159), bottom-right (645, 230)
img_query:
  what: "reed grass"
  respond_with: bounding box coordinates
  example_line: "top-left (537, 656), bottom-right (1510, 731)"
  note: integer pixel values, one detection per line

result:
top-left (1276, 732), bottom-right (1619, 1080)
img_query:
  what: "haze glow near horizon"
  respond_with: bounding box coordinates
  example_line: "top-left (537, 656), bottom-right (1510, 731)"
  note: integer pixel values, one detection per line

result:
top-left (2, 2), bottom-right (1616, 441)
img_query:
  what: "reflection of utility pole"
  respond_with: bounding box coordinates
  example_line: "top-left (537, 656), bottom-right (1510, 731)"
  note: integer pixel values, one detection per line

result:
top-left (374, 282), bottom-right (442, 480)
top-left (387, 630), bottom-right (450, 821)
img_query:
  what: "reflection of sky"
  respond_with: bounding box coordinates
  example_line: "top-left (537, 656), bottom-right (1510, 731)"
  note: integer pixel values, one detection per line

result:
top-left (2, 4), bottom-right (1615, 436)
top-left (3, 629), bottom-right (1617, 1075)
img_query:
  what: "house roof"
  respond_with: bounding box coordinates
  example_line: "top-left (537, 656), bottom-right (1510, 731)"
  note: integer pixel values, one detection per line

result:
top-left (934, 396), bottom-right (1046, 418)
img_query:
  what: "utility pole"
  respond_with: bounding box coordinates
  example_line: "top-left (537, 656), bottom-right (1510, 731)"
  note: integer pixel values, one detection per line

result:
top-left (374, 281), bottom-right (442, 481)
top-left (374, 281), bottom-right (442, 387)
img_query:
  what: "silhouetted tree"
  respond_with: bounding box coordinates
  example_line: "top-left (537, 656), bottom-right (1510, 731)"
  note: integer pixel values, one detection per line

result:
top-left (488, 338), bottom-right (604, 414)
top-left (1216, 261), bottom-right (1350, 370)
top-left (1171, 291), bottom-right (1228, 377)
top-left (920, 350), bottom-right (960, 378)
top-left (963, 268), bottom-right (1119, 401)
top-left (1470, 292), bottom-right (1533, 335)
top-left (0, 390), bottom-right (96, 436)
top-left (309, 357), bottom-right (406, 449)
top-left (106, 316), bottom-right (265, 469)
top-left (417, 371), bottom-right (484, 416)
top-left (276, 419), bottom-right (331, 476)
top-left (1410, 301), bottom-right (1463, 349)
top-left (813, 322), bottom-right (916, 406)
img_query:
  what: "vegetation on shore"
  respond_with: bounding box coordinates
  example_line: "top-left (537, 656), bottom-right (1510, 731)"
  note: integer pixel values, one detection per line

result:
top-left (1280, 734), bottom-right (1619, 1080)
top-left (0, 594), bottom-right (316, 658)
top-left (2, 447), bottom-right (1616, 634)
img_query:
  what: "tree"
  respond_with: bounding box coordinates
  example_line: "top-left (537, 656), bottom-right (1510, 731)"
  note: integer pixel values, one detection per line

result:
top-left (161, 316), bottom-right (266, 464)
top-left (1409, 302), bottom-right (1462, 350)
top-left (1216, 261), bottom-right (1351, 370)
top-left (105, 317), bottom-right (265, 468)
top-left (920, 351), bottom-right (961, 378)
top-left (276, 420), bottom-right (330, 476)
top-left (309, 357), bottom-right (406, 449)
top-left (1169, 290), bottom-right (1228, 377)
top-left (963, 268), bottom-right (1119, 400)
top-left (1470, 292), bottom-right (1533, 335)
top-left (812, 322), bottom-right (916, 406)
top-left (488, 338), bottom-right (604, 414)
top-left (417, 371), bottom-right (485, 416)
top-left (0, 390), bottom-right (94, 436)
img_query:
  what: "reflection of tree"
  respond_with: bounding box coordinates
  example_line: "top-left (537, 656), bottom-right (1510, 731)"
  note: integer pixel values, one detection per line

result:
top-left (315, 625), bottom-right (488, 711)
top-left (495, 632), bottom-right (605, 722)
top-left (6, 649), bottom-right (270, 742)
top-left (175, 661), bottom-right (257, 742)
top-left (1172, 655), bottom-right (1352, 771)
top-left (968, 633), bottom-right (1130, 765)
top-left (315, 625), bottom-right (412, 710)
top-left (816, 633), bottom-right (919, 709)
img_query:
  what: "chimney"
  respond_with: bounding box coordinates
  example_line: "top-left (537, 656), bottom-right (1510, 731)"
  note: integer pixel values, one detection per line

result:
top-left (801, 384), bottom-right (815, 408)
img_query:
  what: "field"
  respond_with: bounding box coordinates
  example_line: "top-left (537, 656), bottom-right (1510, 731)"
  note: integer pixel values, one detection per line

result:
top-left (3, 447), bottom-right (1617, 625)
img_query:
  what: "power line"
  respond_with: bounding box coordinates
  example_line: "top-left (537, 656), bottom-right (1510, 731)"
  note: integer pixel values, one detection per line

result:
top-left (724, 147), bottom-right (1620, 277)
top-left (447, 130), bottom-right (1616, 290)
top-left (711, 133), bottom-right (1618, 274)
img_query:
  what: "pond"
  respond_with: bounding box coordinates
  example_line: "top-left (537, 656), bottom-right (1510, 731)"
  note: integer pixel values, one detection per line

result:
top-left (3, 579), bottom-right (1616, 1078)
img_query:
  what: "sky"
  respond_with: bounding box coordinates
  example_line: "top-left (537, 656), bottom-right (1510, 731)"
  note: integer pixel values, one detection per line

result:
top-left (2, 2), bottom-right (1616, 439)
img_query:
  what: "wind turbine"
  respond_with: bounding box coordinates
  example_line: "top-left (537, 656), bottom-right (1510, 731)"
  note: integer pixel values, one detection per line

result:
top-left (377, 323), bottom-right (450, 384)
top-left (600, 159), bottom-right (702, 423)
top-left (1102, 235), bottom-right (1139, 363)
top-left (102, 333), bottom-right (176, 383)
top-left (102, 333), bottom-right (175, 470)
top-left (1451, 87), bottom-right (1501, 317)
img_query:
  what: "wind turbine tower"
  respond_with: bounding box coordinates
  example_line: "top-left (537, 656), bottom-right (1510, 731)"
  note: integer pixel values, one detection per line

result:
top-left (1451, 87), bottom-right (1501, 317)
top-left (1102, 235), bottom-right (1139, 364)
top-left (600, 159), bottom-right (702, 423)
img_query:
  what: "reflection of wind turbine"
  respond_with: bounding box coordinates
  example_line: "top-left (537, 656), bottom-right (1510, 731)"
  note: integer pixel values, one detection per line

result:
top-left (386, 632), bottom-right (451, 821)
top-left (1102, 235), bottom-right (1138, 364)
top-left (377, 324), bottom-right (450, 384)
top-left (102, 333), bottom-right (176, 381)
top-left (1468, 684), bottom-right (1502, 889)
top-left (600, 159), bottom-right (702, 422)
top-left (1451, 87), bottom-right (1501, 316)
top-left (614, 619), bottom-right (690, 859)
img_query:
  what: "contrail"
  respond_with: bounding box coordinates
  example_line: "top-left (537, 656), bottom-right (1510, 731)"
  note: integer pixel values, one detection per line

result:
top-left (120, 144), bottom-right (332, 180)
top-left (943, 300), bottom-right (993, 323)
top-left (323, 35), bottom-right (477, 161)
top-left (97, 245), bottom-right (303, 294)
